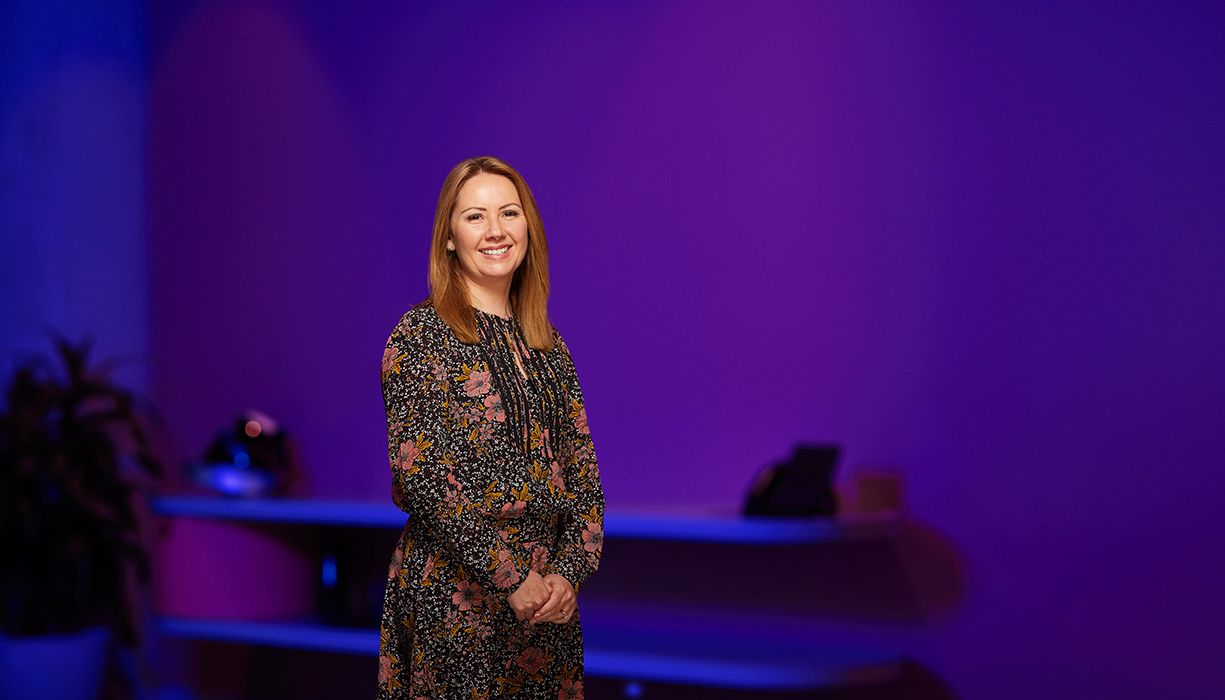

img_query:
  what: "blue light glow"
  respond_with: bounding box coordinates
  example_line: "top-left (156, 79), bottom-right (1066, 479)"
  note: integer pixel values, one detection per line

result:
top-left (623, 681), bottom-right (644, 698)
top-left (321, 555), bottom-right (338, 588)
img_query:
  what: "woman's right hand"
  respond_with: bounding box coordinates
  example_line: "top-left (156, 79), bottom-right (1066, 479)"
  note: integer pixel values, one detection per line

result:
top-left (507, 569), bottom-right (550, 620)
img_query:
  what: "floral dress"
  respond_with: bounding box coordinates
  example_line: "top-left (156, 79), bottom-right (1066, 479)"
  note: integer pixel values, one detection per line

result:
top-left (378, 302), bottom-right (604, 700)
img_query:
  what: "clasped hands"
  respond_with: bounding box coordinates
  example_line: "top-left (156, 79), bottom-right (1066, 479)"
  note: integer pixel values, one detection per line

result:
top-left (507, 570), bottom-right (575, 624)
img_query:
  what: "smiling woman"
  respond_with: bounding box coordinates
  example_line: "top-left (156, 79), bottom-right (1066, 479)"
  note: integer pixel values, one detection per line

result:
top-left (428, 157), bottom-right (555, 352)
top-left (379, 157), bottom-right (605, 699)
top-left (447, 173), bottom-right (530, 309)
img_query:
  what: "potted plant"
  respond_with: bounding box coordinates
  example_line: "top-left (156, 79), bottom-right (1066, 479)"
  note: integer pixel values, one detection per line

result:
top-left (0, 337), bottom-right (162, 700)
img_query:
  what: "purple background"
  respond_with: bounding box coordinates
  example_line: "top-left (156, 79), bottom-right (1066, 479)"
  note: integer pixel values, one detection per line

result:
top-left (4, 0), bottom-right (1223, 697)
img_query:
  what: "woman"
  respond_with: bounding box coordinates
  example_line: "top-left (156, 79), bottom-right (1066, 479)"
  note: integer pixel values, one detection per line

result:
top-left (378, 156), bottom-right (604, 700)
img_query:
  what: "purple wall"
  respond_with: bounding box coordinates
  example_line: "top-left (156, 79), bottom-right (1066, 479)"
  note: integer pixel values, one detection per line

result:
top-left (148, 1), bottom-right (1225, 697)
top-left (1, 0), bottom-right (148, 391)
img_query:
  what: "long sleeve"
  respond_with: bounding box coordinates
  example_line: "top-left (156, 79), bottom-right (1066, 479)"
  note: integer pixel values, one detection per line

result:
top-left (382, 316), bottom-right (524, 598)
top-left (548, 335), bottom-right (605, 593)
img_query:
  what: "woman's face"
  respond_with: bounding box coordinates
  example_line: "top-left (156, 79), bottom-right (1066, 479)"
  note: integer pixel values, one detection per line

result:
top-left (449, 173), bottom-right (529, 293)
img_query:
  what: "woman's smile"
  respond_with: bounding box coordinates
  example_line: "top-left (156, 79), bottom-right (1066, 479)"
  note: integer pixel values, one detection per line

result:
top-left (448, 172), bottom-right (530, 315)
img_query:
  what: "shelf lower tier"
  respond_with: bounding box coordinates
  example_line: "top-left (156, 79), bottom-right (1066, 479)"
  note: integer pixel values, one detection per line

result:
top-left (160, 617), bottom-right (374, 656)
top-left (151, 496), bottom-right (897, 545)
top-left (157, 611), bottom-right (903, 691)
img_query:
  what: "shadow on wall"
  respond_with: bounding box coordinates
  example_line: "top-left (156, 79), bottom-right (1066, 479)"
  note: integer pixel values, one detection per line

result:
top-left (583, 520), bottom-right (962, 621)
top-left (144, 498), bottom-right (965, 699)
top-left (178, 644), bottom-right (959, 700)
top-left (578, 466), bottom-right (965, 699)
top-left (584, 661), bottom-right (958, 700)
top-left (577, 510), bottom-right (965, 699)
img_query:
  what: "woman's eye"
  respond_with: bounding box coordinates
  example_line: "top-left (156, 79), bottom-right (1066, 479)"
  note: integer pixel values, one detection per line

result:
top-left (466, 213), bottom-right (482, 222)
top-left (503, 210), bottom-right (520, 218)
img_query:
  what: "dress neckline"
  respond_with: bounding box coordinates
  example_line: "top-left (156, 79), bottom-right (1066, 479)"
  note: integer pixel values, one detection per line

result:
top-left (473, 307), bottom-right (515, 322)
top-left (472, 308), bottom-right (516, 330)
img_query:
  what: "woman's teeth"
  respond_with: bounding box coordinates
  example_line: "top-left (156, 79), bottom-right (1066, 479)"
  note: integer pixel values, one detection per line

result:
top-left (481, 246), bottom-right (509, 256)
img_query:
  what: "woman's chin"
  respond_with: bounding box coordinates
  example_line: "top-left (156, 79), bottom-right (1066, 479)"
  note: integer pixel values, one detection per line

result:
top-left (466, 260), bottom-right (524, 285)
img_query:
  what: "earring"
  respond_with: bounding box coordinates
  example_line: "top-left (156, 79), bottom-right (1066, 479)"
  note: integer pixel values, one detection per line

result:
top-left (446, 240), bottom-right (455, 251)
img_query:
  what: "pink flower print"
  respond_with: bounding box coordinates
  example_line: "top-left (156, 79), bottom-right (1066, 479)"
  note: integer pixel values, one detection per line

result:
top-left (558, 679), bottom-right (583, 700)
top-left (483, 394), bottom-right (505, 422)
top-left (581, 522), bottom-right (603, 553)
top-left (498, 500), bottom-right (527, 518)
top-left (464, 369), bottom-right (492, 396)
top-left (442, 486), bottom-right (461, 511)
top-left (464, 611), bottom-right (482, 631)
top-left (381, 346), bottom-right (402, 375)
top-left (445, 473), bottom-right (472, 510)
top-left (397, 441), bottom-right (420, 471)
top-left (549, 461), bottom-right (566, 491)
top-left (448, 401), bottom-right (466, 422)
top-left (577, 444), bottom-right (596, 464)
top-left (493, 558), bottom-right (520, 588)
top-left (388, 546), bottom-right (403, 580)
top-left (429, 363), bottom-right (447, 384)
top-left (516, 647), bottom-right (547, 675)
top-left (574, 406), bottom-right (589, 435)
top-left (452, 580), bottom-right (484, 610)
top-left (531, 546), bottom-right (548, 572)
top-left (411, 663), bottom-right (435, 692)
top-left (419, 556), bottom-right (435, 583)
top-left (468, 404), bottom-right (485, 423)
top-left (388, 419), bottom-right (405, 438)
top-left (478, 422), bottom-right (496, 441)
top-left (378, 654), bottom-right (394, 685)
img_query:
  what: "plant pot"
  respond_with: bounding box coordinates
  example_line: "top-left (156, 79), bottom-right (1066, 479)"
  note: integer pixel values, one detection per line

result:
top-left (0, 627), bottom-right (111, 700)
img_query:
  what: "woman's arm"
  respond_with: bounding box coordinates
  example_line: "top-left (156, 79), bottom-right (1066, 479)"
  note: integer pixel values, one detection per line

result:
top-left (382, 314), bottom-right (525, 600)
top-left (547, 335), bottom-right (605, 594)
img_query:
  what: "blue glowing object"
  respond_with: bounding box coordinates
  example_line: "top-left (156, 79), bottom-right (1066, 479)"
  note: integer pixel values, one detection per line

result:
top-left (195, 464), bottom-right (274, 497)
top-left (321, 556), bottom-right (338, 588)
top-left (233, 451), bottom-right (250, 468)
top-left (623, 681), bottom-right (644, 698)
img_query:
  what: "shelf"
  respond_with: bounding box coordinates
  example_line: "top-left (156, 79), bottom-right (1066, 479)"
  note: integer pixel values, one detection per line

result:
top-left (159, 617), bottom-right (377, 656)
top-left (584, 649), bottom-right (896, 690)
top-left (152, 498), bottom-right (908, 691)
top-left (151, 496), bottom-right (896, 545)
top-left (581, 602), bottom-right (904, 689)
top-left (157, 611), bottom-right (903, 691)
top-left (151, 497), bottom-right (408, 528)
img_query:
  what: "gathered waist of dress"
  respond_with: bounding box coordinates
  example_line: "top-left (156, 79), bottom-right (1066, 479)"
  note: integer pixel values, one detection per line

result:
top-left (405, 506), bottom-right (565, 547)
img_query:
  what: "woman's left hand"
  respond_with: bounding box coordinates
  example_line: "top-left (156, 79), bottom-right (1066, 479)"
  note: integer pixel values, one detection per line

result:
top-left (531, 573), bottom-right (576, 624)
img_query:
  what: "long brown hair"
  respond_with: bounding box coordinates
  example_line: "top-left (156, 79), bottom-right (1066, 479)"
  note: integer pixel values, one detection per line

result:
top-left (426, 156), bottom-right (554, 351)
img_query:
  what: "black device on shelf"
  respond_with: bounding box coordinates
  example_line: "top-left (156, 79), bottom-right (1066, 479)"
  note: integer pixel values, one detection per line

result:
top-left (317, 527), bottom-right (397, 627)
top-left (744, 444), bottom-right (840, 517)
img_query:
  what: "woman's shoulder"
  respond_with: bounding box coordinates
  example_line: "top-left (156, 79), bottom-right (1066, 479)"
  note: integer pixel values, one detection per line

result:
top-left (548, 324), bottom-right (577, 363)
top-left (389, 299), bottom-right (450, 346)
